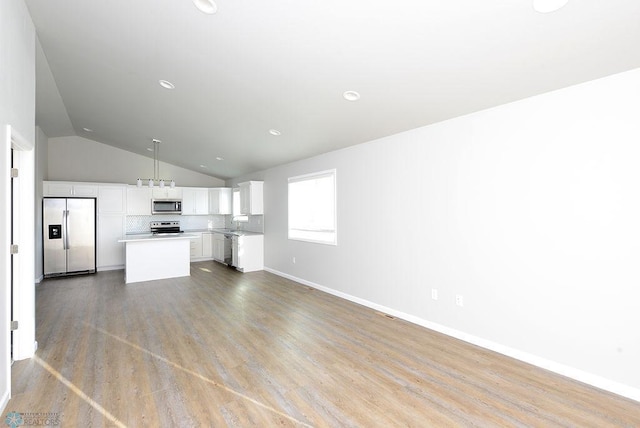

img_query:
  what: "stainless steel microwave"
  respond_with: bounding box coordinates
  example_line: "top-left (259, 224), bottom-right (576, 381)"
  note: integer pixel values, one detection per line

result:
top-left (152, 199), bottom-right (182, 215)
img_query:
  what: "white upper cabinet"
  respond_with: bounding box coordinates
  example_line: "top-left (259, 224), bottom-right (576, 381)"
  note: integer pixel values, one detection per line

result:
top-left (209, 188), bottom-right (232, 215)
top-left (152, 187), bottom-right (182, 199)
top-left (44, 181), bottom-right (98, 197)
top-left (126, 187), bottom-right (152, 215)
top-left (72, 184), bottom-right (99, 197)
top-left (98, 185), bottom-right (127, 214)
top-left (182, 188), bottom-right (209, 215)
top-left (238, 181), bottom-right (263, 215)
top-left (44, 182), bottom-right (74, 197)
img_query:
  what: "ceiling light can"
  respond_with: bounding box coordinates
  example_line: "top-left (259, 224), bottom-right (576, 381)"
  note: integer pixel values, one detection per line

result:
top-left (159, 80), bottom-right (175, 89)
top-left (193, 0), bottom-right (217, 14)
top-left (343, 91), bottom-right (361, 101)
top-left (533, 0), bottom-right (569, 13)
top-left (268, 129), bottom-right (281, 136)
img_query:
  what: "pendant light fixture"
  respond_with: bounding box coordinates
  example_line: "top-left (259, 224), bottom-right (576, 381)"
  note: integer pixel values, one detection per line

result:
top-left (136, 139), bottom-right (175, 188)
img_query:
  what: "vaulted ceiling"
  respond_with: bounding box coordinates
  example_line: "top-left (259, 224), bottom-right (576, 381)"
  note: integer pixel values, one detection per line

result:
top-left (26, 0), bottom-right (640, 179)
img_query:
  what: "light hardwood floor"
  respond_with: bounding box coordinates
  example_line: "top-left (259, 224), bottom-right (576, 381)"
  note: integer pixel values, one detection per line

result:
top-left (6, 262), bottom-right (640, 427)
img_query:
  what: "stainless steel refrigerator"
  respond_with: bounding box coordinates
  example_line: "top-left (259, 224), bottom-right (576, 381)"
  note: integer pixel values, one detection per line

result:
top-left (43, 197), bottom-right (96, 277)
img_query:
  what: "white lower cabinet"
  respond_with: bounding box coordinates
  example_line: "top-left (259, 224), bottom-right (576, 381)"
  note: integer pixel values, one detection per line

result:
top-left (189, 232), bottom-right (215, 261)
top-left (190, 232), bottom-right (203, 260)
top-left (202, 232), bottom-right (213, 258)
top-left (232, 234), bottom-right (264, 272)
top-left (212, 233), bottom-right (225, 263)
top-left (97, 214), bottom-right (126, 270)
top-left (97, 185), bottom-right (127, 271)
top-left (231, 236), bottom-right (238, 268)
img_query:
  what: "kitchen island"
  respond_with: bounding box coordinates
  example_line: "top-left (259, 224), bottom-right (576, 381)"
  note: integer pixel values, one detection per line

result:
top-left (118, 233), bottom-right (196, 284)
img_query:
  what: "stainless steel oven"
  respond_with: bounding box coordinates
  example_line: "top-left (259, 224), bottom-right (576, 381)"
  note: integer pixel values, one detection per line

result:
top-left (150, 221), bottom-right (183, 235)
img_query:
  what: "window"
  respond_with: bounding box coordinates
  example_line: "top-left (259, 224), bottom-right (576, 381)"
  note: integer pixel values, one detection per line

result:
top-left (288, 169), bottom-right (336, 245)
top-left (232, 188), bottom-right (248, 222)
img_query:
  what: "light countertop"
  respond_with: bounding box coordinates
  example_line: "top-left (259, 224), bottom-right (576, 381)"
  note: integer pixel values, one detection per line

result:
top-left (119, 233), bottom-right (198, 243)
top-left (207, 228), bottom-right (263, 236)
top-left (182, 228), bottom-right (263, 236)
top-left (121, 230), bottom-right (263, 242)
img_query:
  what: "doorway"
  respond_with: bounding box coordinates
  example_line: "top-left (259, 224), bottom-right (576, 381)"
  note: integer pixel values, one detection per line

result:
top-left (1, 125), bottom-right (36, 411)
top-left (8, 127), bottom-right (35, 361)
top-left (10, 148), bottom-right (14, 362)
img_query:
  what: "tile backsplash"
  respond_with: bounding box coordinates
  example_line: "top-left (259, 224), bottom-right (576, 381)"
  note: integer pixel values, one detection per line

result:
top-left (226, 215), bottom-right (264, 233)
top-left (126, 215), bottom-right (226, 233)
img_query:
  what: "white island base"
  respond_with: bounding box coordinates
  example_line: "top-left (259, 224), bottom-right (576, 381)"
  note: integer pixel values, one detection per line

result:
top-left (118, 234), bottom-right (194, 284)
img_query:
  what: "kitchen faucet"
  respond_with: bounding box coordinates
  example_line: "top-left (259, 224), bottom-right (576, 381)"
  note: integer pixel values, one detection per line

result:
top-left (232, 218), bottom-right (242, 230)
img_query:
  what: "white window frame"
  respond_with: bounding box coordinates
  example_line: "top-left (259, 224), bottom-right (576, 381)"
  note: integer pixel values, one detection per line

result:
top-left (232, 187), bottom-right (248, 223)
top-left (288, 169), bottom-right (337, 245)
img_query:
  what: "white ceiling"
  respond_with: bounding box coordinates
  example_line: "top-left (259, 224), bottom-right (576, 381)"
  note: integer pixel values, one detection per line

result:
top-left (25, 0), bottom-right (640, 179)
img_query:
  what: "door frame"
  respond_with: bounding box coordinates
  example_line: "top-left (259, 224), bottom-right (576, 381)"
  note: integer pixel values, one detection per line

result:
top-left (1, 124), bottom-right (35, 411)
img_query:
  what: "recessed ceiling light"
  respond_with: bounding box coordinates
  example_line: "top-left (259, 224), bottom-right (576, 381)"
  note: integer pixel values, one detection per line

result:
top-left (193, 0), bottom-right (217, 14)
top-left (343, 91), bottom-right (361, 101)
top-left (159, 80), bottom-right (175, 89)
top-left (268, 129), bottom-right (281, 136)
top-left (200, 165), bottom-right (207, 168)
top-left (82, 127), bottom-right (93, 132)
top-left (533, 0), bottom-right (569, 13)
top-left (216, 156), bottom-right (224, 161)
top-left (147, 148), bottom-right (154, 152)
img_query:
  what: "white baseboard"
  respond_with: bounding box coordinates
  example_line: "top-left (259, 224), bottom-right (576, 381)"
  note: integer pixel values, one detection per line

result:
top-left (264, 267), bottom-right (640, 403)
top-left (96, 265), bottom-right (124, 272)
top-left (0, 389), bottom-right (9, 418)
top-left (190, 257), bottom-right (214, 263)
top-left (35, 274), bottom-right (43, 284)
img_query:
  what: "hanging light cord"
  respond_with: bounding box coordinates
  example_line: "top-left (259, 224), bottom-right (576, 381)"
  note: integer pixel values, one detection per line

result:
top-left (153, 139), bottom-right (160, 181)
top-left (137, 138), bottom-right (175, 188)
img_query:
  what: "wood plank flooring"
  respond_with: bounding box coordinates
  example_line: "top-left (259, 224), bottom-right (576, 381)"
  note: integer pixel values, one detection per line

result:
top-left (6, 262), bottom-right (640, 427)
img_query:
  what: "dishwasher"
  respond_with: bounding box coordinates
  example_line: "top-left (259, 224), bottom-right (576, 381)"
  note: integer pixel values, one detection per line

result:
top-left (223, 233), bottom-right (234, 266)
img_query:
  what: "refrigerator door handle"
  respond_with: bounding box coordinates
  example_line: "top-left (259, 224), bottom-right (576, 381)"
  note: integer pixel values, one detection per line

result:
top-left (62, 209), bottom-right (70, 250)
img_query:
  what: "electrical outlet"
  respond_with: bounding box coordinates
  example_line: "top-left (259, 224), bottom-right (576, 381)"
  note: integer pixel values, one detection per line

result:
top-left (431, 289), bottom-right (438, 300)
top-left (455, 295), bottom-right (464, 307)
top-left (292, 257), bottom-right (296, 264)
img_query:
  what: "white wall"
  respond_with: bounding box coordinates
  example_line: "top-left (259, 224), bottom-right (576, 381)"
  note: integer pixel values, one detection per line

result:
top-left (235, 67), bottom-right (640, 401)
top-left (35, 127), bottom-right (48, 282)
top-left (48, 136), bottom-right (225, 187)
top-left (0, 0), bottom-right (36, 412)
